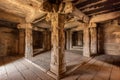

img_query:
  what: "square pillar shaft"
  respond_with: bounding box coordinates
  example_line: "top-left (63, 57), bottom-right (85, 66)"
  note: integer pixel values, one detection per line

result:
top-left (18, 23), bottom-right (33, 58)
top-left (50, 13), bottom-right (66, 78)
top-left (90, 27), bottom-right (97, 55)
top-left (66, 30), bottom-right (70, 50)
top-left (83, 28), bottom-right (91, 57)
top-left (25, 24), bottom-right (33, 58)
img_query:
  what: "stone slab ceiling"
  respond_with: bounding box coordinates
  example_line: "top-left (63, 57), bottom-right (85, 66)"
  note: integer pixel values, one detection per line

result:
top-left (74, 0), bottom-right (120, 16)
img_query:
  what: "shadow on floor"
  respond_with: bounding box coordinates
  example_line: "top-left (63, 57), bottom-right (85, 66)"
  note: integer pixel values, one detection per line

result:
top-left (0, 55), bottom-right (23, 66)
top-left (94, 54), bottom-right (120, 67)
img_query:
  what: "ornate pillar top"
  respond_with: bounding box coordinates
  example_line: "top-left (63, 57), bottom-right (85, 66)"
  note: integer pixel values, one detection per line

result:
top-left (17, 23), bottom-right (32, 29)
top-left (42, 0), bottom-right (73, 14)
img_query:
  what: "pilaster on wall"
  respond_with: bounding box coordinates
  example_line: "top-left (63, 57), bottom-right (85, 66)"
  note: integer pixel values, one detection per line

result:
top-left (18, 23), bottom-right (33, 58)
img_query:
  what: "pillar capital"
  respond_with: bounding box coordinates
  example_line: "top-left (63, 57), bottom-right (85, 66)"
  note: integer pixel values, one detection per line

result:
top-left (17, 23), bottom-right (32, 29)
top-left (89, 22), bottom-right (97, 28)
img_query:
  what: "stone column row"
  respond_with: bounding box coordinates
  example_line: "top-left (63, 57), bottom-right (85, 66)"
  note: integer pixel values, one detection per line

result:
top-left (66, 30), bottom-right (70, 50)
top-left (17, 14), bottom-right (66, 79)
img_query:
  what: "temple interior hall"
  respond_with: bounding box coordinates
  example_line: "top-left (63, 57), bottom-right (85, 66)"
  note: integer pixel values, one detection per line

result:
top-left (0, 0), bottom-right (120, 80)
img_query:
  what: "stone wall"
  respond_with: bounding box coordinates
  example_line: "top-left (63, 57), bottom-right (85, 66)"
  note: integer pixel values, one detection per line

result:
top-left (0, 27), bottom-right (18, 56)
top-left (98, 20), bottom-right (120, 55)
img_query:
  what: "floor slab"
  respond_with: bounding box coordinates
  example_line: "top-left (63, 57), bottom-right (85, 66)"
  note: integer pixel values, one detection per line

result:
top-left (0, 51), bottom-right (120, 80)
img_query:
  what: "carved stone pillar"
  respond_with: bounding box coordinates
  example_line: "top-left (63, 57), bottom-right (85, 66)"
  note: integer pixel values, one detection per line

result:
top-left (69, 31), bottom-right (73, 50)
top-left (83, 27), bottom-right (91, 57)
top-left (50, 13), bottom-right (66, 78)
top-left (90, 27), bottom-right (97, 55)
top-left (66, 30), bottom-right (70, 50)
top-left (18, 23), bottom-right (33, 58)
top-left (43, 31), bottom-right (47, 51)
top-left (78, 31), bottom-right (83, 46)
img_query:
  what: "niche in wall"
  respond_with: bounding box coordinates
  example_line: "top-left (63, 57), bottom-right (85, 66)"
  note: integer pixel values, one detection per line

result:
top-left (33, 30), bottom-right (44, 49)
top-left (72, 30), bottom-right (83, 47)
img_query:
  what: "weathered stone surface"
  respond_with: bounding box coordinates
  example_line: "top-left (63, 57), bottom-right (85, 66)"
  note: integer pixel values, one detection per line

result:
top-left (50, 13), bottom-right (66, 78)
top-left (18, 23), bottom-right (33, 58)
top-left (18, 29), bottom-right (25, 55)
top-left (0, 27), bottom-right (18, 56)
top-left (83, 27), bottom-right (91, 57)
top-left (98, 19), bottom-right (120, 55)
top-left (90, 27), bottom-right (97, 55)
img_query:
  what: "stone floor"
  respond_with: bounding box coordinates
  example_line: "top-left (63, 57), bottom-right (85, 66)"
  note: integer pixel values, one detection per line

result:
top-left (28, 50), bottom-right (88, 73)
top-left (0, 51), bottom-right (120, 80)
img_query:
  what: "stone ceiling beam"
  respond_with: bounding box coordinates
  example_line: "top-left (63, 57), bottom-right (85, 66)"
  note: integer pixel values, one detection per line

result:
top-left (34, 20), bottom-right (83, 29)
top-left (0, 10), bottom-right (25, 23)
top-left (79, 0), bottom-right (107, 10)
top-left (72, 8), bottom-right (90, 23)
top-left (0, 0), bottom-right (46, 23)
top-left (90, 11), bottom-right (120, 23)
top-left (88, 8), bottom-right (120, 16)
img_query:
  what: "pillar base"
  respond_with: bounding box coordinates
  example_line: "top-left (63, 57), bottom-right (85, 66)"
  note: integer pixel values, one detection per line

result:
top-left (83, 53), bottom-right (91, 57)
top-left (47, 70), bottom-right (65, 80)
top-left (50, 63), bottom-right (66, 75)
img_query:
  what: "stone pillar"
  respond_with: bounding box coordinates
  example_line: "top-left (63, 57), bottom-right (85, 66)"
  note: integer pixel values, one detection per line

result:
top-left (25, 24), bottom-right (33, 58)
top-left (50, 13), bottom-right (66, 79)
top-left (69, 31), bottom-right (73, 50)
top-left (18, 29), bottom-right (25, 55)
top-left (78, 32), bottom-right (83, 46)
top-left (46, 30), bottom-right (51, 50)
top-left (43, 31), bottom-right (47, 51)
top-left (18, 23), bottom-right (33, 58)
top-left (90, 27), bottom-right (97, 55)
top-left (66, 30), bottom-right (70, 50)
top-left (83, 27), bottom-right (91, 57)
